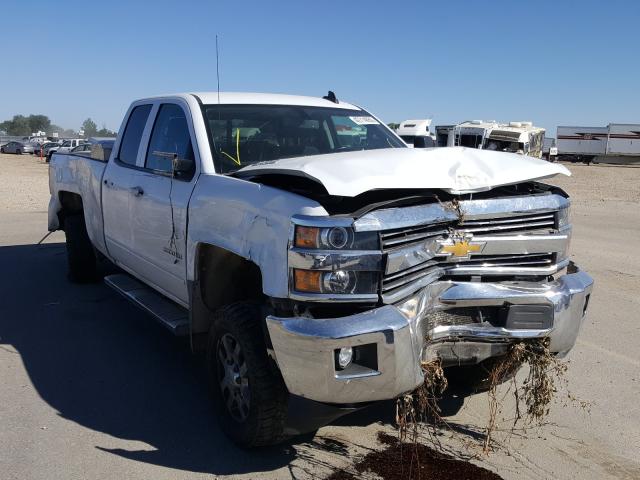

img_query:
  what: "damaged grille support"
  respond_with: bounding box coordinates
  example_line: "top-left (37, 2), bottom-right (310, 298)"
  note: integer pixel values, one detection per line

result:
top-left (370, 194), bottom-right (571, 304)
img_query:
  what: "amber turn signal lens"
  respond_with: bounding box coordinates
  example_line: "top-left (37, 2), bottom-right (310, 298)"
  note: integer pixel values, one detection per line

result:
top-left (293, 269), bottom-right (322, 293)
top-left (294, 226), bottom-right (320, 248)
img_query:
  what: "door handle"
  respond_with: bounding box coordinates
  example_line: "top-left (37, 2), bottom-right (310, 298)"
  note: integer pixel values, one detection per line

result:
top-left (130, 186), bottom-right (144, 197)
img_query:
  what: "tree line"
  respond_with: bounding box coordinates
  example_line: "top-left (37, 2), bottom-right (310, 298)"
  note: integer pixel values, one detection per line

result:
top-left (0, 114), bottom-right (115, 138)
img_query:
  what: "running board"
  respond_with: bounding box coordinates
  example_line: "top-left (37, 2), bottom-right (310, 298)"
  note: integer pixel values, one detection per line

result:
top-left (104, 273), bottom-right (190, 336)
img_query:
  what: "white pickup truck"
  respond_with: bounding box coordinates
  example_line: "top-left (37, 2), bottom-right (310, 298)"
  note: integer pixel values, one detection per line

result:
top-left (48, 92), bottom-right (593, 447)
top-left (46, 138), bottom-right (86, 162)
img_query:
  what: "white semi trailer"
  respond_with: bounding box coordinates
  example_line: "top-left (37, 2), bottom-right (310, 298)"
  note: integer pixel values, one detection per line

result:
top-left (557, 124), bottom-right (640, 164)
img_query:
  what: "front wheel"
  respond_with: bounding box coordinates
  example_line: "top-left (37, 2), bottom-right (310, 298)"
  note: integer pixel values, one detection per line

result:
top-left (207, 302), bottom-right (288, 447)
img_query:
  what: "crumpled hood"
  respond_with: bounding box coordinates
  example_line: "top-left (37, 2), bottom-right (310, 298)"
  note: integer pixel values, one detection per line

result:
top-left (235, 147), bottom-right (570, 196)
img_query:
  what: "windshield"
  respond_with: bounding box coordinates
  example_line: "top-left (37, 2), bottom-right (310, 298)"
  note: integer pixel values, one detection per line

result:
top-left (484, 139), bottom-right (525, 153)
top-left (202, 104), bottom-right (405, 173)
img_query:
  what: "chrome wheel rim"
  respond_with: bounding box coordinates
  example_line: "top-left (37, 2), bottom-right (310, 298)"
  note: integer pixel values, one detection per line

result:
top-left (216, 333), bottom-right (250, 422)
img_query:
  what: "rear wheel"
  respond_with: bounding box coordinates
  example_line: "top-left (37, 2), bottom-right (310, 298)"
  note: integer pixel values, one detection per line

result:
top-left (207, 302), bottom-right (288, 447)
top-left (63, 214), bottom-right (98, 283)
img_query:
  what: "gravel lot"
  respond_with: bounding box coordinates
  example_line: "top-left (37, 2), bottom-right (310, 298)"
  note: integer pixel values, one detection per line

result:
top-left (0, 152), bottom-right (639, 479)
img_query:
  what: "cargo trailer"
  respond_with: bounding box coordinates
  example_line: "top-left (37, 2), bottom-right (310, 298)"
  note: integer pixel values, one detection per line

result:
top-left (556, 124), bottom-right (640, 164)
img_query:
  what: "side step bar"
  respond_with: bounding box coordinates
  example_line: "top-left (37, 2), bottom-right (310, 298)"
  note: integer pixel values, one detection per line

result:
top-left (104, 273), bottom-right (189, 336)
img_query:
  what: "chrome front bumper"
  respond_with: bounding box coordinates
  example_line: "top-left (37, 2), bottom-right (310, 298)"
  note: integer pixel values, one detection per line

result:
top-left (266, 268), bottom-right (593, 404)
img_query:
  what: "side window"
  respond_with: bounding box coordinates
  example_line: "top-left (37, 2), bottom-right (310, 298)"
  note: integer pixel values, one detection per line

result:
top-left (118, 104), bottom-right (152, 166)
top-left (145, 103), bottom-right (194, 174)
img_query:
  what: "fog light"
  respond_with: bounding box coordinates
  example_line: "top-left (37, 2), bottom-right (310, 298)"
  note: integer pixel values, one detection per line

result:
top-left (337, 347), bottom-right (353, 369)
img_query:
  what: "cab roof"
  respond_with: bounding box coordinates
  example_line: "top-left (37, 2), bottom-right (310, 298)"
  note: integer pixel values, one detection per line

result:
top-left (142, 92), bottom-right (362, 110)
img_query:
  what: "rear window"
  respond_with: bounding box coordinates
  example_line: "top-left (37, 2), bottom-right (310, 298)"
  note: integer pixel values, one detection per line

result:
top-left (118, 104), bottom-right (152, 165)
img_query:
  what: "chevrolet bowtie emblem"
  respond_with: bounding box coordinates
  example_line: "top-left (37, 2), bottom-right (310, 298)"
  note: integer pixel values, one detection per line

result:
top-left (438, 234), bottom-right (485, 259)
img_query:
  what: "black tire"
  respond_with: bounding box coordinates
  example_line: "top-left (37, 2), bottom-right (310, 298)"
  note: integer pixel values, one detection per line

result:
top-left (0, 147), bottom-right (4, 153)
top-left (63, 214), bottom-right (98, 283)
top-left (16, 149), bottom-right (22, 155)
top-left (207, 302), bottom-right (288, 447)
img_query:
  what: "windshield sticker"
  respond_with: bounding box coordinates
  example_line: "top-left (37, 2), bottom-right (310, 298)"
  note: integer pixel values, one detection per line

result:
top-left (349, 116), bottom-right (378, 125)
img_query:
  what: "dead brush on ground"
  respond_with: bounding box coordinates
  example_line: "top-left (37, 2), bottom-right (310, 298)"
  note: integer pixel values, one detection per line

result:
top-left (483, 338), bottom-right (572, 453)
top-left (396, 359), bottom-right (449, 443)
top-left (394, 359), bottom-right (450, 479)
top-left (395, 338), bottom-right (587, 458)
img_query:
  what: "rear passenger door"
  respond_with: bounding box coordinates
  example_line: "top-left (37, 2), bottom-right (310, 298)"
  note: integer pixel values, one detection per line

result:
top-left (102, 103), bottom-right (153, 275)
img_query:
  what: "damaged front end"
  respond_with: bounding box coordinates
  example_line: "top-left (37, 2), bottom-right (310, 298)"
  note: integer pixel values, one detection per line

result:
top-left (265, 186), bottom-right (593, 404)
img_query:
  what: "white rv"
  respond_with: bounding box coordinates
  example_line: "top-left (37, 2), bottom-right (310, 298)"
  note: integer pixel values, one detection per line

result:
top-left (396, 119), bottom-right (435, 148)
top-left (557, 124), bottom-right (640, 164)
top-left (435, 121), bottom-right (545, 158)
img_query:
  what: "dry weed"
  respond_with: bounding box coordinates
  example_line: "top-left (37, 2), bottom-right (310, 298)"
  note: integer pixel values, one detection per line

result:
top-left (395, 338), bottom-right (586, 457)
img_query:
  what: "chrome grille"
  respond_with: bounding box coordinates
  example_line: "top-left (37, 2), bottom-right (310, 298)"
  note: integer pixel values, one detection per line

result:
top-left (458, 212), bottom-right (556, 235)
top-left (382, 253), bottom-right (555, 301)
top-left (380, 210), bottom-right (561, 303)
top-left (380, 222), bottom-right (450, 249)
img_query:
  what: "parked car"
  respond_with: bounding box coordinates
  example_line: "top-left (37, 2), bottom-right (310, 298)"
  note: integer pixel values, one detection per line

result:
top-left (48, 91), bottom-right (593, 447)
top-left (1, 141), bottom-right (34, 154)
top-left (47, 138), bottom-right (86, 162)
top-left (37, 142), bottom-right (62, 158)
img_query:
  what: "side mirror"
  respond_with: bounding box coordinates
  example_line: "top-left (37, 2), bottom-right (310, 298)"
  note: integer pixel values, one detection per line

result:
top-left (172, 154), bottom-right (195, 176)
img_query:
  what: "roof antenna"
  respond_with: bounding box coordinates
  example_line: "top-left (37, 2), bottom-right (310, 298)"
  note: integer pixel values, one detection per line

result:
top-left (216, 35), bottom-right (221, 107)
top-left (323, 90), bottom-right (339, 104)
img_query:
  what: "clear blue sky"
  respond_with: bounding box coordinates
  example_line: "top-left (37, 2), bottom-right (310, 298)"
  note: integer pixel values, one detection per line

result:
top-left (1, 0), bottom-right (639, 136)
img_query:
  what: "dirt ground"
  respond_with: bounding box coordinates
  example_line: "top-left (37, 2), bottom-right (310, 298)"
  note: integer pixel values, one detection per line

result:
top-left (0, 152), bottom-right (639, 479)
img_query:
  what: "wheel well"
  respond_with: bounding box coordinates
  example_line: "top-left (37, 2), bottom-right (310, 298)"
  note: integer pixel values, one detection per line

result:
top-left (193, 244), bottom-right (264, 334)
top-left (57, 191), bottom-right (84, 228)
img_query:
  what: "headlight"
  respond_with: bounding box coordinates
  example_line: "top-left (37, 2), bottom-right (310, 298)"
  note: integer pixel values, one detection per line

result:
top-left (294, 226), bottom-right (379, 250)
top-left (293, 269), bottom-right (379, 295)
top-left (291, 222), bottom-right (381, 299)
top-left (557, 205), bottom-right (571, 229)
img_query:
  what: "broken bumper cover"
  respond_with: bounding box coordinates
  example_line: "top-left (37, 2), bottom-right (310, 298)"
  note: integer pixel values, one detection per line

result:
top-left (266, 267), bottom-right (593, 404)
